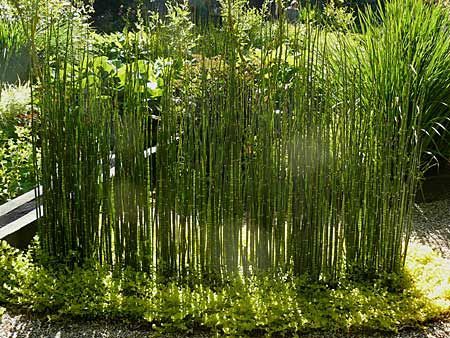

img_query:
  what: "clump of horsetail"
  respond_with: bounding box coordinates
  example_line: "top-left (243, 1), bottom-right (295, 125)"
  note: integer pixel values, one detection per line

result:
top-left (32, 0), bottom-right (447, 283)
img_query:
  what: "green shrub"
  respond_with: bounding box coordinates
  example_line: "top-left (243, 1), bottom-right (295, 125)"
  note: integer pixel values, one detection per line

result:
top-left (0, 126), bottom-right (35, 203)
top-left (0, 84), bottom-right (36, 203)
top-left (322, 0), bottom-right (355, 31)
top-left (0, 84), bottom-right (31, 133)
top-left (218, 0), bottom-right (265, 52)
top-left (0, 240), bottom-right (449, 335)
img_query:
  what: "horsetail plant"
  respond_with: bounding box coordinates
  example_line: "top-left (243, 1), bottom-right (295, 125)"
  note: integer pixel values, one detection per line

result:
top-left (31, 0), bottom-right (448, 284)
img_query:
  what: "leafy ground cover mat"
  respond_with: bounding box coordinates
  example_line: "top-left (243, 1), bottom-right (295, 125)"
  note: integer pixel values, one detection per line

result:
top-left (0, 240), bottom-right (449, 336)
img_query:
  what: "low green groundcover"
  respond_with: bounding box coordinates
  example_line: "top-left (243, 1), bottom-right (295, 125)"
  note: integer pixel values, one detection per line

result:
top-left (0, 240), bottom-right (449, 335)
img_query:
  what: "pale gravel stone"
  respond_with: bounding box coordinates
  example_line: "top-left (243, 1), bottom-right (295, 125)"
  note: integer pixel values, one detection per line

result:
top-left (1, 312), bottom-right (449, 338)
top-left (0, 312), bottom-right (208, 337)
top-left (412, 199), bottom-right (450, 258)
top-left (1, 200), bottom-right (449, 338)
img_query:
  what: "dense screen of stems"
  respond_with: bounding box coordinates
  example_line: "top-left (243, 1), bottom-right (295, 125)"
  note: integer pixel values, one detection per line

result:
top-left (35, 0), bottom-right (449, 282)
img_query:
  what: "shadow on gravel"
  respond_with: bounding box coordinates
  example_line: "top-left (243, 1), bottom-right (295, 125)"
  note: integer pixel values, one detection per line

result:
top-left (413, 199), bottom-right (450, 259)
top-left (1, 312), bottom-right (152, 338)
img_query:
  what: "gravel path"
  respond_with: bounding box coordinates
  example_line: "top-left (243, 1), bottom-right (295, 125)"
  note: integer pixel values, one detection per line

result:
top-left (1, 312), bottom-right (449, 338)
top-left (1, 199), bottom-right (449, 338)
top-left (412, 199), bottom-right (450, 258)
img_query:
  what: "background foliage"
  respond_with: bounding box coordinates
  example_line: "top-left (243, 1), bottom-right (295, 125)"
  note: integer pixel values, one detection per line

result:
top-left (0, 84), bottom-right (35, 203)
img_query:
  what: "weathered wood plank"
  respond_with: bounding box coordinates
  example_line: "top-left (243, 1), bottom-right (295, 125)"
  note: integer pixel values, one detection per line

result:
top-left (0, 206), bottom-right (42, 240)
top-left (0, 186), bottom-right (42, 217)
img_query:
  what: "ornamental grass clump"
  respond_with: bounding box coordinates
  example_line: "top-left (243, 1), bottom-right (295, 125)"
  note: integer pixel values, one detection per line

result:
top-left (358, 0), bottom-right (450, 163)
top-left (31, 0), bottom-right (450, 283)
